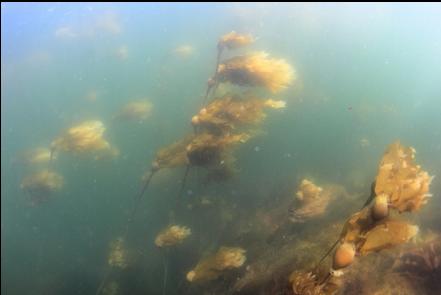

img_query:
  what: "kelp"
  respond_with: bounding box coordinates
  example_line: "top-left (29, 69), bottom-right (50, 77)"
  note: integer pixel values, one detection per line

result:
top-left (218, 31), bottom-right (254, 51)
top-left (290, 142), bottom-right (432, 295)
top-left (51, 120), bottom-right (117, 159)
top-left (114, 100), bottom-right (153, 121)
top-left (375, 141), bottom-right (433, 213)
top-left (186, 247), bottom-right (246, 283)
top-left (216, 52), bottom-right (295, 93)
top-left (154, 225), bottom-right (191, 248)
top-left (192, 93), bottom-right (285, 135)
top-left (107, 237), bottom-right (129, 269)
top-left (19, 147), bottom-right (55, 165)
top-left (290, 179), bottom-right (332, 223)
top-left (20, 170), bottom-right (63, 206)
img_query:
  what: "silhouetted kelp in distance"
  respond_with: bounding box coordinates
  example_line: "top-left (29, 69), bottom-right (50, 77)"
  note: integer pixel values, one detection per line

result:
top-left (289, 141), bottom-right (433, 295)
top-left (17, 147), bottom-right (56, 166)
top-left (19, 121), bottom-right (118, 206)
top-left (20, 169), bottom-right (64, 206)
top-left (16, 145), bottom-right (62, 206)
top-left (112, 100), bottom-right (153, 122)
top-left (96, 237), bottom-right (131, 295)
top-left (49, 120), bottom-right (119, 164)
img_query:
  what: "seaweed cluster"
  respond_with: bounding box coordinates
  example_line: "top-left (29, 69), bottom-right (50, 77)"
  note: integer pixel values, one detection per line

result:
top-left (217, 51), bottom-right (295, 93)
top-left (19, 147), bottom-right (55, 165)
top-left (12, 23), bottom-right (438, 295)
top-left (375, 142), bottom-right (432, 213)
top-left (289, 141), bottom-right (433, 295)
top-left (218, 31), bottom-right (254, 51)
top-left (290, 179), bottom-right (332, 223)
top-left (186, 247), bottom-right (247, 283)
top-left (18, 120), bottom-right (119, 207)
top-left (113, 31), bottom-right (295, 292)
top-left (154, 225), bottom-right (191, 248)
top-left (192, 93), bottom-right (285, 136)
top-left (138, 31), bottom-right (293, 197)
top-left (20, 169), bottom-right (64, 206)
top-left (113, 100), bottom-right (153, 122)
top-left (107, 237), bottom-right (129, 269)
top-left (51, 120), bottom-right (118, 158)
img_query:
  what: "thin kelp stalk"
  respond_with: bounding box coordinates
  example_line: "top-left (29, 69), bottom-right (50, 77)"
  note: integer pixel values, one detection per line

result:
top-left (361, 181), bottom-right (377, 208)
top-left (95, 169), bottom-right (158, 295)
top-left (192, 124), bottom-right (198, 135)
top-left (314, 239), bottom-right (340, 271)
top-left (48, 146), bottom-right (57, 169)
top-left (202, 44), bottom-right (224, 106)
top-left (175, 164), bottom-right (191, 212)
top-left (154, 227), bottom-right (191, 293)
top-left (162, 248), bottom-right (170, 295)
top-left (95, 268), bottom-right (112, 295)
top-left (202, 78), bottom-right (214, 107)
top-left (126, 169), bottom-right (157, 229)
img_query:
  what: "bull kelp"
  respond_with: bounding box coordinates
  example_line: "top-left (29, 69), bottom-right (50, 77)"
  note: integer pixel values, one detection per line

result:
top-left (2, 3), bottom-right (441, 295)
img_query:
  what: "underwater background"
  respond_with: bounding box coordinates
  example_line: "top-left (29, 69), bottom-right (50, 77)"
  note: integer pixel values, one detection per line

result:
top-left (2, 3), bottom-right (441, 295)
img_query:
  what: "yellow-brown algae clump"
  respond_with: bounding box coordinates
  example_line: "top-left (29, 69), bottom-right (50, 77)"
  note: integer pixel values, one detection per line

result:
top-left (263, 99), bottom-right (286, 109)
top-left (375, 141), bottom-right (433, 213)
top-left (21, 170), bottom-right (63, 205)
top-left (108, 237), bottom-right (128, 269)
top-left (154, 225), bottom-right (191, 248)
top-left (218, 31), bottom-right (254, 50)
top-left (173, 45), bottom-right (195, 58)
top-left (290, 271), bottom-right (324, 295)
top-left (153, 136), bottom-right (193, 170)
top-left (290, 271), bottom-right (339, 295)
top-left (115, 100), bottom-right (153, 121)
top-left (51, 120), bottom-right (115, 156)
top-left (192, 94), bottom-right (284, 134)
top-left (186, 247), bottom-right (246, 283)
top-left (215, 246), bottom-right (247, 269)
top-left (296, 179), bottom-right (323, 202)
top-left (21, 148), bottom-right (55, 165)
top-left (186, 132), bottom-right (250, 168)
top-left (217, 52), bottom-right (295, 93)
top-left (332, 243), bottom-right (356, 270)
top-left (290, 179), bottom-right (330, 223)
